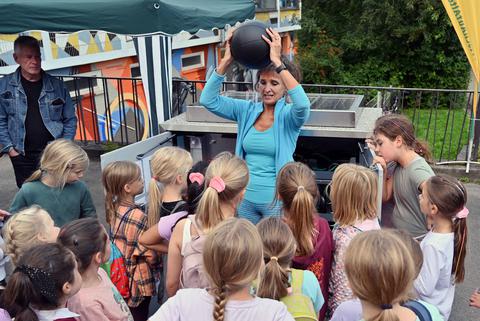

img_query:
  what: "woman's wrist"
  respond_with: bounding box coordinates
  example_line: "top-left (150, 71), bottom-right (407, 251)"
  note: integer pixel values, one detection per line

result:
top-left (217, 59), bottom-right (233, 75)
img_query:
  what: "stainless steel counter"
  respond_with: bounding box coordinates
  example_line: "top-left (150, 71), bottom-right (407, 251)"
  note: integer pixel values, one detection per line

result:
top-left (160, 107), bottom-right (382, 139)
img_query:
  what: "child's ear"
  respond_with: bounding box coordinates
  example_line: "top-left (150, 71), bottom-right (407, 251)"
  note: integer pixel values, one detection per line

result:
top-left (62, 280), bottom-right (75, 296)
top-left (93, 252), bottom-right (103, 265)
top-left (176, 174), bottom-right (185, 185)
top-left (394, 135), bottom-right (404, 147)
top-left (124, 183), bottom-right (131, 194)
top-left (430, 203), bottom-right (439, 216)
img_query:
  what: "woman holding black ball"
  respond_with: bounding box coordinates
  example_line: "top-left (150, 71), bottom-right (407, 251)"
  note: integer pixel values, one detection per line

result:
top-left (199, 27), bottom-right (310, 224)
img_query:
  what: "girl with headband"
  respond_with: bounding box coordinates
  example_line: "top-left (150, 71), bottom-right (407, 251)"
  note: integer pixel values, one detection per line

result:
top-left (166, 152), bottom-right (249, 297)
top-left (415, 174), bottom-right (468, 320)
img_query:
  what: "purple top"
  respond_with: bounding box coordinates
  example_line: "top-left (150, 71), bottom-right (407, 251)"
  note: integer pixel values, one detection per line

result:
top-left (157, 211), bottom-right (188, 240)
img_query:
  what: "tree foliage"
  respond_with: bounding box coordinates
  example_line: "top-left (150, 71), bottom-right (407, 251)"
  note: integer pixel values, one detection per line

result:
top-left (297, 0), bottom-right (470, 89)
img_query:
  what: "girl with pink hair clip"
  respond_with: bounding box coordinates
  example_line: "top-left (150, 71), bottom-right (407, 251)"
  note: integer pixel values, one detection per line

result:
top-left (140, 161), bottom-right (209, 253)
top-left (165, 152), bottom-right (249, 297)
top-left (414, 174), bottom-right (468, 320)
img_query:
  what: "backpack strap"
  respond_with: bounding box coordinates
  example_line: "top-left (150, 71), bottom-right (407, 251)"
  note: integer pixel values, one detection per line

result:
top-left (402, 300), bottom-right (432, 321)
top-left (111, 206), bottom-right (136, 239)
top-left (290, 268), bottom-right (304, 295)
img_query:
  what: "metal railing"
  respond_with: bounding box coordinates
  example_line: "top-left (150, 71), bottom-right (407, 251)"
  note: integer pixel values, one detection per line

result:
top-left (173, 79), bottom-right (479, 164)
top-left (54, 74), bottom-right (148, 146)
top-left (1, 73), bottom-right (477, 164)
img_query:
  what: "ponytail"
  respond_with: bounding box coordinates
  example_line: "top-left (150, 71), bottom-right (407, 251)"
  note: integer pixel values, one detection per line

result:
top-left (413, 139), bottom-right (432, 163)
top-left (276, 162), bottom-right (319, 256)
top-left (147, 178), bottom-right (165, 227)
top-left (424, 175), bottom-right (468, 284)
top-left (257, 257), bottom-right (290, 300)
top-left (147, 147), bottom-right (193, 228)
top-left (257, 217), bottom-right (297, 301)
top-left (453, 217), bottom-right (467, 283)
top-left (195, 152), bottom-right (248, 232)
top-left (104, 191), bottom-right (116, 226)
top-left (2, 271), bottom-right (39, 321)
top-left (289, 186), bottom-right (316, 256)
top-left (25, 169), bottom-right (42, 183)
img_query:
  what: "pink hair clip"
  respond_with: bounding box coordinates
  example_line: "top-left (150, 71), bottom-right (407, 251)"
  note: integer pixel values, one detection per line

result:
top-left (189, 172), bottom-right (204, 185)
top-left (455, 207), bottom-right (469, 219)
top-left (209, 176), bottom-right (225, 193)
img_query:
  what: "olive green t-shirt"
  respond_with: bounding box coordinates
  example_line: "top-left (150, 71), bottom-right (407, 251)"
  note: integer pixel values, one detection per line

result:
top-left (392, 157), bottom-right (434, 238)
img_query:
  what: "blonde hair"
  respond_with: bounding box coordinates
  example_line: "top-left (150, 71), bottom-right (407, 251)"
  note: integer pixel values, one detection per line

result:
top-left (147, 147), bottom-right (193, 227)
top-left (102, 161), bottom-right (142, 225)
top-left (203, 218), bottom-right (263, 321)
top-left (26, 139), bottom-right (89, 189)
top-left (345, 230), bottom-right (416, 321)
top-left (257, 217), bottom-right (296, 300)
top-left (330, 163), bottom-right (377, 226)
top-left (196, 152), bottom-right (249, 233)
top-left (276, 162), bottom-right (318, 256)
top-left (3, 206), bottom-right (53, 265)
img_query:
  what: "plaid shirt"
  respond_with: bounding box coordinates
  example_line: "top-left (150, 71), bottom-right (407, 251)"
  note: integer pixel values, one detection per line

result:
top-left (112, 205), bottom-right (160, 307)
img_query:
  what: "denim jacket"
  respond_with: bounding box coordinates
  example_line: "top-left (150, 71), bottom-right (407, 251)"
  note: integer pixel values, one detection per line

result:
top-left (0, 68), bottom-right (77, 154)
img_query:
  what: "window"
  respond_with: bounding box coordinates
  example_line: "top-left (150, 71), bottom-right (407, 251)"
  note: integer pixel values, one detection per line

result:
top-left (130, 63), bottom-right (141, 78)
top-left (181, 52), bottom-right (205, 71)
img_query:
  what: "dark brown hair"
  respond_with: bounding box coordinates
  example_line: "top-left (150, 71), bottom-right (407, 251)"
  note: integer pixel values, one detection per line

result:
top-left (276, 162), bottom-right (318, 256)
top-left (256, 54), bottom-right (302, 86)
top-left (425, 174), bottom-right (467, 283)
top-left (57, 218), bottom-right (108, 273)
top-left (374, 114), bottom-right (432, 162)
top-left (14, 35), bottom-right (40, 53)
top-left (2, 243), bottom-right (77, 321)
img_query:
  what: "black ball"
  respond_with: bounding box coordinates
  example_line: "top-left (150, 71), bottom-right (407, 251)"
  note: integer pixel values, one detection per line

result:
top-left (230, 21), bottom-right (271, 69)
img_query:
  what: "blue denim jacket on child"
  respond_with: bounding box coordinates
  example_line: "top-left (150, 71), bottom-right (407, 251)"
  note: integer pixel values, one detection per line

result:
top-left (0, 68), bottom-right (77, 154)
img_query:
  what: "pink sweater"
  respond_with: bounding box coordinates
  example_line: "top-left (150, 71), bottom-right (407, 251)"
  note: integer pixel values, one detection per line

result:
top-left (67, 269), bottom-right (133, 321)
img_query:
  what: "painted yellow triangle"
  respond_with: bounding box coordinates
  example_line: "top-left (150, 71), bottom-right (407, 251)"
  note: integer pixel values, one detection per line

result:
top-left (86, 36), bottom-right (99, 54)
top-left (68, 33), bottom-right (80, 51)
top-left (103, 36), bottom-right (113, 52)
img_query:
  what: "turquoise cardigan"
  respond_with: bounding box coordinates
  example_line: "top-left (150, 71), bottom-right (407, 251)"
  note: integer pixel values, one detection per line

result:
top-left (199, 71), bottom-right (310, 175)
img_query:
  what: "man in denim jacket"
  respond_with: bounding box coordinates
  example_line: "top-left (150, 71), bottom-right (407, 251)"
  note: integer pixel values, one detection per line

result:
top-left (0, 36), bottom-right (77, 187)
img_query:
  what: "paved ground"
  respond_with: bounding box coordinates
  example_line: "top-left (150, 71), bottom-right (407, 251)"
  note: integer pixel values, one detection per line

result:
top-left (1, 154), bottom-right (479, 320)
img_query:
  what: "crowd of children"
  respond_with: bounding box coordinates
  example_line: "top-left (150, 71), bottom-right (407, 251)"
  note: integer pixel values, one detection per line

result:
top-left (0, 114), bottom-right (473, 321)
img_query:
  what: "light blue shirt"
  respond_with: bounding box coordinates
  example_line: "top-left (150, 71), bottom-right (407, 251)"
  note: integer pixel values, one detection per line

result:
top-left (243, 126), bottom-right (276, 203)
top-left (199, 71), bottom-right (310, 181)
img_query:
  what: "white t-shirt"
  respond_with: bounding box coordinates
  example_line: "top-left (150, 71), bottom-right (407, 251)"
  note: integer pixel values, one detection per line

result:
top-left (414, 231), bottom-right (455, 320)
top-left (149, 288), bottom-right (294, 321)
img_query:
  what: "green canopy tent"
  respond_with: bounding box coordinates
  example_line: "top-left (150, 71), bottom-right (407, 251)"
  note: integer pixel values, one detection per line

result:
top-left (0, 0), bottom-right (255, 35)
top-left (0, 0), bottom-right (255, 134)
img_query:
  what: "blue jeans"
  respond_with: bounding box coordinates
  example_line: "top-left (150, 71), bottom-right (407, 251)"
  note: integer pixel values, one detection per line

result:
top-left (237, 199), bottom-right (282, 225)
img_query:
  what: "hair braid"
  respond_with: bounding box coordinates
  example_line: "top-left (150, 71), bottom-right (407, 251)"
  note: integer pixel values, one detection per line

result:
top-left (213, 287), bottom-right (227, 321)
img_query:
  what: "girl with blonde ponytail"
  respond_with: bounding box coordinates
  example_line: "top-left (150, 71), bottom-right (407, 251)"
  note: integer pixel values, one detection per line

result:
top-left (9, 139), bottom-right (95, 226)
top-left (147, 146), bottom-right (193, 227)
top-left (257, 217), bottom-right (323, 318)
top-left (276, 162), bottom-right (332, 320)
top-left (149, 218), bottom-right (295, 321)
top-left (165, 152), bottom-right (249, 297)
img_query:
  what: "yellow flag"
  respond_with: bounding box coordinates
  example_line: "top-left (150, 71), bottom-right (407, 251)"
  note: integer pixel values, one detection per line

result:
top-left (441, 0), bottom-right (479, 115)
